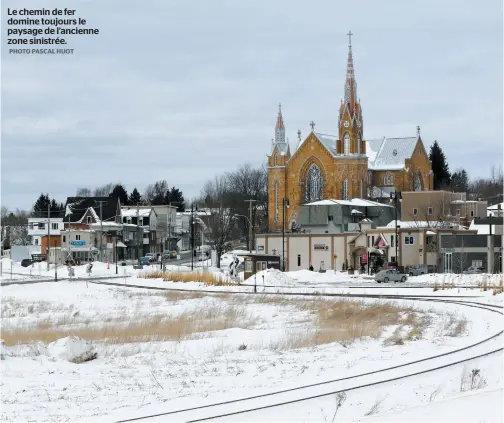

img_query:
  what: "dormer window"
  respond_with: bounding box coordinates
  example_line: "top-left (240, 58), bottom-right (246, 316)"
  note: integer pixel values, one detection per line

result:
top-left (87, 216), bottom-right (92, 224)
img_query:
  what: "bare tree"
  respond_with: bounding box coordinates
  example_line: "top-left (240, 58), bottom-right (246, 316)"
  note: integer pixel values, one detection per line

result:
top-left (227, 164), bottom-right (268, 246)
top-left (1, 208), bottom-right (31, 248)
top-left (93, 183), bottom-right (115, 197)
top-left (201, 175), bottom-right (237, 268)
top-left (76, 187), bottom-right (92, 197)
top-left (409, 199), bottom-right (450, 229)
top-left (144, 180), bottom-right (169, 205)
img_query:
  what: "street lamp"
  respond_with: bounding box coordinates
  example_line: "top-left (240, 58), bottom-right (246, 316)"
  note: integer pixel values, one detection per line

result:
top-left (235, 214), bottom-right (253, 253)
top-left (390, 192), bottom-right (402, 267)
top-left (282, 198), bottom-right (290, 271)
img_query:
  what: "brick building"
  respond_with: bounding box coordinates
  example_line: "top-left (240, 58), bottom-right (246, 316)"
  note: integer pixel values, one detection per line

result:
top-left (267, 32), bottom-right (433, 232)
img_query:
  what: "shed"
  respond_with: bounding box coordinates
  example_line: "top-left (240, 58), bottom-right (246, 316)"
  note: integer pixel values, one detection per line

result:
top-left (243, 254), bottom-right (281, 280)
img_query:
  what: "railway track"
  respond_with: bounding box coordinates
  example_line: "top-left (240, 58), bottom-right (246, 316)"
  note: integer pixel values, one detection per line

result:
top-left (3, 277), bottom-right (501, 421)
top-left (73, 280), bottom-right (502, 423)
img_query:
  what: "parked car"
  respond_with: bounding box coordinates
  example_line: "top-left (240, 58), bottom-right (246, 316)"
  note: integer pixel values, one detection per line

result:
top-left (463, 266), bottom-right (484, 274)
top-left (375, 269), bottom-right (408, 283)
top-left (145, 253), bottom-right (157, 262)
top-left (170, 251), bottom-right (177, 258)
top-left (408, 264), bottom-right (428, 276)
top-left (139, 257), bottom-right (150, 266)
top-left (21, 259), bottom-right (34, 267)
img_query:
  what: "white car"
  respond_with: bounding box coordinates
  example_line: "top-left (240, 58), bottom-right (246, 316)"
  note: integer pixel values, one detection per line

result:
top-left (375, 269), bottom-right (408, 283)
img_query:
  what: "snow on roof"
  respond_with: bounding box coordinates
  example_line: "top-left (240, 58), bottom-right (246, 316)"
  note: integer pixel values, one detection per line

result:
top-left (426, 230), bottom-right (436, 235)
top-left (121, 208), bottom-right (151, 218)
top-left (351, 209), bottom-right (363, 214)
top-left (469, 219), bottom-right (498, 235)
top-left (488, 202), bottom-right (504, 210)
top-left (314, 133), bottom-right (337, 155)
top-left (366, 136), bottom-right (418, 171)
top-left (305, 199), bottom-right (393, 207)
top-left (380, 220), bottom-right (464, 230)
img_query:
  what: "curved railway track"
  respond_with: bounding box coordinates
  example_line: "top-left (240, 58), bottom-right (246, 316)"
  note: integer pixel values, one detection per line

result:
top-left (2, 277), bottom-right (501, 421)
top-left (75, 281), bottom-right (501, 423)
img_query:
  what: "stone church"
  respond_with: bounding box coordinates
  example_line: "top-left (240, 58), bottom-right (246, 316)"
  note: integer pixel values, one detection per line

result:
top-left (267, 32), bottom-right (433, 231)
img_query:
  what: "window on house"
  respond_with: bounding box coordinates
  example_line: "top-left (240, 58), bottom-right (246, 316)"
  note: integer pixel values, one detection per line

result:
top-left (63, 235), bottom-right (66, 242)
top-left (383, 172), bottom-right (394, 186)
top-left (413, 208), bottom-right (418, 216)
top-left (139, 217), bottom-right (143, 226)
top-left (51, 223), bottom-right (58, 230)
top-left (428, 207), bottom-right (433, 216)
top-left (126, 217), bottom-right (132, 224)
top-left (470, 210), bottom-right (474, 217)
top-left (367, 236), bottom-right (370, 247)
top-left (371, 236), bottom-right (375, 246)
top-left (38, 223), bottom-right (45, 230)
top-left (298, 254), bottom-right (301, 266)
top-left (391, 235), bottom-right (394, 248)
top-left (87, 216), bottom-right (92, 224)
top-left (456, 209), bottom-right (460, 216)
top-left (405, 236), bottom-right (410, 245)
top-left (76, 235), bottom-right (81, 241)
top-left (34, 238), bottom-right (39, 245)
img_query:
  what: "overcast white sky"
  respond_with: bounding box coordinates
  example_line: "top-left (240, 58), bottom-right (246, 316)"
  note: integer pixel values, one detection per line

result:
top-left (1, 0), bottom-right (502, 211)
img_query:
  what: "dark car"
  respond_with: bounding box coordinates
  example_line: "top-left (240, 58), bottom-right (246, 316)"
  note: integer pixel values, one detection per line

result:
top-left (21, 259), bottom-right (34, 267)
top-left (139, 257), bottom-right (150, 266)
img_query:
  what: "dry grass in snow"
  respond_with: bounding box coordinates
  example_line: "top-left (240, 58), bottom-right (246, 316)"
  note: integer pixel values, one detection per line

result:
top-left (138, 270), bottom-right (235, 285)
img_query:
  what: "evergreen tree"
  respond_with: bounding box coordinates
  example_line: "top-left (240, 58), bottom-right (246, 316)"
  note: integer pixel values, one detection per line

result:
top-left (164, 187), bottom-right (186, 211)
top-left (50, 199), bottom-right (60, 212)
top-left (32, 194), bottom-right (51, 216)
top-left (128, 188), bottom-right (142, 205)
top-left (111, 184), bottom-right (129, 206)
top-left (429, 141), bottom-right (451, 190)
top-left (451, 168), bottom-right (469, 193)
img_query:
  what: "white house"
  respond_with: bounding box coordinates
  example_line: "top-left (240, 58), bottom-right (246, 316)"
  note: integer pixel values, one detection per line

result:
top-left (27, 217), bottom-right (64, 248)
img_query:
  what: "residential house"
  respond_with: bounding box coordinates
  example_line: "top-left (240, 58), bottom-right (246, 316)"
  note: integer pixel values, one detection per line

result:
top-left (136, 205), bottom-right (177, 252)
top-left (60, 229), bottom-right (98, 263)
top-left (28, 217), bottom-right (64, 248)
top-left (62, 195), bottom-right (122, 261)
top-left (121, 207), bottom-right (158, 257)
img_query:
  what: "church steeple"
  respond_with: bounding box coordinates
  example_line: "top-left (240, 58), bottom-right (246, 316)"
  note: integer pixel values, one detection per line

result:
top-left (275, 103), bottom-right (286, 144)
top-left (338, 31), bottom-right (364, 155)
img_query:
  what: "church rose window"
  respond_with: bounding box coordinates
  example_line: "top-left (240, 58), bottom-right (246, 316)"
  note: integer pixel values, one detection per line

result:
top-left (305, 164), bottom-right (322, 202)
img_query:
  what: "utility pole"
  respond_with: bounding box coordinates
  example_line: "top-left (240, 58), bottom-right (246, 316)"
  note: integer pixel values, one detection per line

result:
top-left (95, 200), bottom-right (108, 262)
top-left (191, 205), bottom-right (194, 271)
top-left (244, 199), bottom-right (256, 253)
top-left (137, 202), bottom-right (141, 264)
top-left (47, 204), bottom-right (50, 271)
top-left (282, 198), bottom-right (289, 271)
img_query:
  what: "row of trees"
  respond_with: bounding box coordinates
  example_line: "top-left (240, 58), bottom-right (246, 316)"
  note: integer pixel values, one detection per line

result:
top-left (194, 164), bottom-right (268, 267)
top-left (429, 141), bottom-right (503, 203)
top-left (76, 182), bottom-right (186, 211)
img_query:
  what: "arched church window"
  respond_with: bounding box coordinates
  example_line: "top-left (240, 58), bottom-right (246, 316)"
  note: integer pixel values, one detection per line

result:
top-left (414, 174), bottom-right (422, 191)
top-left (305, 164), bottom-right (322, 202)
top-left (383, 172), bottom-right (394, 186)
top-left (275, 183), bottom-right (279, 222)
top-left (344, 133), bottom-right (350, 155)
top-left (343, 179), bottom-right (349, 200)
top-left (357, 135), bottom-right (361, 154)
top-left (274, 154), bottom-right (278, 166)
top-left (360, 179), bottom-right (364, 198)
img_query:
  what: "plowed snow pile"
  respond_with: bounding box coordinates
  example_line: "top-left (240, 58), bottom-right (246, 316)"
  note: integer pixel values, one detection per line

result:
top-left (245, 268), bottom-right (296, 286)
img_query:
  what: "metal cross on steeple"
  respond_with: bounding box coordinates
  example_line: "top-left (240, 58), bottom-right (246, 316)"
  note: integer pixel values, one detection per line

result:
top-left (310, 121), bottom-right (315, 131)
top-left (347, 30), bottom-right (353, 47)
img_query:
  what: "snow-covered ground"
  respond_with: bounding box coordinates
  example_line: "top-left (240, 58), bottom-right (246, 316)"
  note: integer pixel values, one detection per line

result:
top-left (2, 274), bottom-right (503, 422)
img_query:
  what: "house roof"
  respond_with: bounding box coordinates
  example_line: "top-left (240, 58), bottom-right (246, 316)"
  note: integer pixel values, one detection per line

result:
top-left (121, 207), bottom-right (152, 218)
top-left (379, 219), bottom-right (465, 230)
top-left (305, 198), bottom-right (393, 208)
top-left (63, 195), bottom-right (119, 223)
top-left (366, 136), bottom-right (418, 171)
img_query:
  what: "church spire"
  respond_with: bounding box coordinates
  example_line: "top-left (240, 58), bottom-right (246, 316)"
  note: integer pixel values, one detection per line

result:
top-left (274, 103), bottom-right (286, 144)
top-left (343, 31), bottom-right (357, 109)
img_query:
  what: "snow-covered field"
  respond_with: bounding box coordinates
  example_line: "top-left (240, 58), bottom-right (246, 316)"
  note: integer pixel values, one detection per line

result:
top-left (1, 258), bottom-right (503, 422)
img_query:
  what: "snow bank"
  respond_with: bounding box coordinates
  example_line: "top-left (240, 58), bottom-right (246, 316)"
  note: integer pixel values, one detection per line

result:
top-left (47, 337), bottom-right (97, 363)
top-left (245, 269), bottom-right (296, 286)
